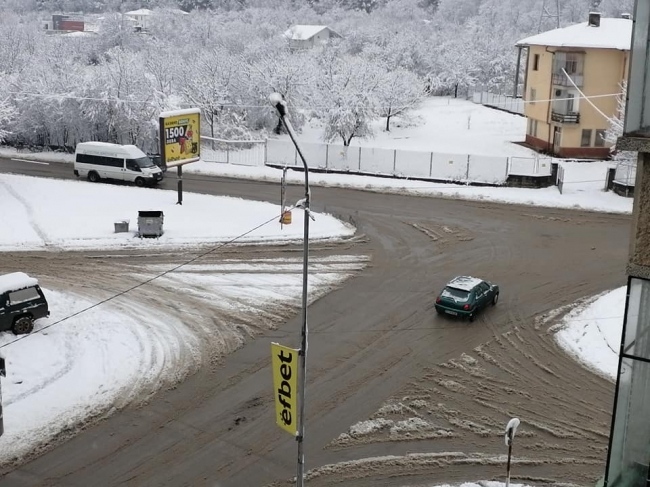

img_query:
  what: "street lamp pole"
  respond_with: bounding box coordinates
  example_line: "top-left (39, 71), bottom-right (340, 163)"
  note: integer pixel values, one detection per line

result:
top-left (270, 93), bottom-right (311, 487)
top-left (504, 418), bottom-right (520, 487)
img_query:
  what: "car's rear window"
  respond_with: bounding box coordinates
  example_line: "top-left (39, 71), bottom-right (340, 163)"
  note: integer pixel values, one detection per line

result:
top-left (442, 287), bottom-right (471, 301)
top-left (8, 287), bottom-right (40, 305)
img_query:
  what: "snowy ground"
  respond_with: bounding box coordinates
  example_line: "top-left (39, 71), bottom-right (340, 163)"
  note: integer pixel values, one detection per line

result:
top-left (0, 98), bottom-right (629, 475)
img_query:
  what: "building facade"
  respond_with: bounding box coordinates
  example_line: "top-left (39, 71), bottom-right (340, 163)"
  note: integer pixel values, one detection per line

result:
top-left (516, 14), bottom-right (631, 159)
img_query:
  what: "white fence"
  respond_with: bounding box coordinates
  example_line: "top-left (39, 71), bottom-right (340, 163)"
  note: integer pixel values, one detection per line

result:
top-left (266, 139), bottom-right (552, 185)
top-left (471, 91), bottom-right (525, 116)
top-left (196, 138), bottom-right (552, 185)
top-left (200, 140), bottom-right (266, 167)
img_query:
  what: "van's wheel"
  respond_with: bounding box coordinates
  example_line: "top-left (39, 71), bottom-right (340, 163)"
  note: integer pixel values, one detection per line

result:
top-left (12, 316), bottom-right (34, 335)
top-left (135, 177), bottom-right (145, 187)
top-left (492, 293), bottom-right (499, 306)
top-left (88, 171), bottom-right (100, 183)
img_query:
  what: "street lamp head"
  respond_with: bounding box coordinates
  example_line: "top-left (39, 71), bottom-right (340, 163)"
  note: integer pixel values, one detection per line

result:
top-left (505, 417), bottom-right (520, 446)
top-left (269, 92), bottom-right (288, 117)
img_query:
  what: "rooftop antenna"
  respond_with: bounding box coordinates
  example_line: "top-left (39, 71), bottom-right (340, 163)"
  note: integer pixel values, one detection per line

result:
top-left (538, 0), bottom-right (560, 32)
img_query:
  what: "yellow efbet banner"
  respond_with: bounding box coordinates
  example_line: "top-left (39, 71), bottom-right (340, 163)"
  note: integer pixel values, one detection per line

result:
top-left (271, 342), bottom-right (299, 436)
top-left (158, 109), bottom-right (201, 167)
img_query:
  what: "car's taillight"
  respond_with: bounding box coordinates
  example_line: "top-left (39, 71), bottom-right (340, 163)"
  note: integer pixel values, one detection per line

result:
top-left (463, 304), bottom-right (470, 310)
top-left (436, 297), bottom-right (441, 303)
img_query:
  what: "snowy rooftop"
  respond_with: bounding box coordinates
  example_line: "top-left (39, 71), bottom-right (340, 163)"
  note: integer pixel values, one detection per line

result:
top-left (516, 18), bottom-right (632, 51)
top-left (0, 272), bottom-right (38, 295)
top-left (447, 276), bottom-right (483, 292)
top-left (283, 25), bottom-right (338, 41)
top-left (125, 9), bottom-right (153, 16)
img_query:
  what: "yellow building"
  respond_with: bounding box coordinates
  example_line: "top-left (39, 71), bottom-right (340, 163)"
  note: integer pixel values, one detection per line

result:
top-left (516, 13), bottom-right (631, 159)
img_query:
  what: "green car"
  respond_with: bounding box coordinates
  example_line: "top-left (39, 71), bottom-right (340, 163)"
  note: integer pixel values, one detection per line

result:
top-left (435, 276), bottom-right (499, 322)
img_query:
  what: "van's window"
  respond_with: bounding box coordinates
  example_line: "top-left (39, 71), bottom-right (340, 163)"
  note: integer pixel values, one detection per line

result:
top-left (125, 161), bottom-right (141, 171)
top-left (129, 157), bottom-right (155, 169)
top-left (76, 153), bottom-right (124, 167)
top-left (8, 287), bottom-right (40, 305)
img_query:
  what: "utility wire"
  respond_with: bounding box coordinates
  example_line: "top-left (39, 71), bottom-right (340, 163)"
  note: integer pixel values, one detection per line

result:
top-left (5, 90), bottom-right (621, 109)
top-left (0, 207), bottom-right (294, 350)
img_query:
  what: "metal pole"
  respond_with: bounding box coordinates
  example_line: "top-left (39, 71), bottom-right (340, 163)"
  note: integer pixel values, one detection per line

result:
top-left (177, 164), bottom-right (183, 205)
top-left (271, 93), bottom-right (310, 487)
top-left (506, 440), bottom-right (512, 487)
top-left (504, 418), bottom-right (520, 487)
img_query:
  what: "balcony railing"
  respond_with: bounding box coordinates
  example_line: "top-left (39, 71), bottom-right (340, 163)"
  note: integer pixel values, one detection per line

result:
top-left (551, 111), bottom-right (580, 124)
top-left (552, 72), bottom-right (584, 87)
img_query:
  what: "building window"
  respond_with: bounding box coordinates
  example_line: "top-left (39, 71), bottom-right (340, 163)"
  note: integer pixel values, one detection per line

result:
top-left (595, 129), bottom-right (606, 147)
top-left (581, 129), bottom-right (592, 147)
top-left (528, 119), bottom-right (538, 137)
top-left (533, 54), bottom-right (540, 71)
top-left (530, 88), bottom-right (536, 105)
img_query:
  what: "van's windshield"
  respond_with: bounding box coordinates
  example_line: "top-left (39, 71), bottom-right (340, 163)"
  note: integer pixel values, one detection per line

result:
top-left (130, 157), bottom-right (155, 169)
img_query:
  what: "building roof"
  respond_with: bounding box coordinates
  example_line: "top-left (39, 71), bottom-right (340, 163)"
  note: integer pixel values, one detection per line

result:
top-left (283, 25), bottom-right (339, 41)
top-left (125, 9), bottom-right (153, 17)
top-left (516, 18), bottom-right (632, 51)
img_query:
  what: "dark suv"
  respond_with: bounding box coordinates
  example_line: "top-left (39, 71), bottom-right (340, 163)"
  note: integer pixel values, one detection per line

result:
top-left (0, 272), bottom-right (50, 334)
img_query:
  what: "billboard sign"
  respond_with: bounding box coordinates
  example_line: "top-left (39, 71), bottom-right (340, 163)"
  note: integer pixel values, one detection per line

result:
top-left (271, 342), bottom-right (298, 436)
top-left (158, 108), bottom-right (201, 168)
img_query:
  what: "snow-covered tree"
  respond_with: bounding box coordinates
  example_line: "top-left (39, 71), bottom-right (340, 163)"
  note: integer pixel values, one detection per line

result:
top-left (376, 68), bottom-right (425, 131)
top-left (314, 49), bottom-right (385, 145)
top-left (606, 81), bottom-right (636, 163)
top-left (0, 98), bottom-right (16, 144)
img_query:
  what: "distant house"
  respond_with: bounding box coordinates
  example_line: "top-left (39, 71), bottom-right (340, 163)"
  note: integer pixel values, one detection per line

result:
top-left (283, 25), bottom-right (341, 49)
top-left (41, 14), bottom-right (85, 33)
top-left (516, 13), bottom-right (631, 159)
top-left (122, 8), bottom-right (188, 32)
top-left (124, 8), bottom-right (153, 31)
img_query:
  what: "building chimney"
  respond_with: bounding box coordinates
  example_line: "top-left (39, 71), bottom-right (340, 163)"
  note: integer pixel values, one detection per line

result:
top-left (622, 13), bottom-right (632, 20)
top-left (588, 11), bottom-right (601, 27)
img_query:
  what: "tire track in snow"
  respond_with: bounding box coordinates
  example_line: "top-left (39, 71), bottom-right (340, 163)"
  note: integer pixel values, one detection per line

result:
top-left (0, 179), bottom-right (54, 249)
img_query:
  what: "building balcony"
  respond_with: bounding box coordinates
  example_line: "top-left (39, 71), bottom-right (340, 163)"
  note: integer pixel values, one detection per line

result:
top-left (552, 72), bottom-right (584, 87)
top-left (551, 111), bottom-right (580, 124)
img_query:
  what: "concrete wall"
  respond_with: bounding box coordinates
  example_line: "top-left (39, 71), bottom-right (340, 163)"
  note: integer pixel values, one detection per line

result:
top-left (629, 153), bottom-right (650, 276)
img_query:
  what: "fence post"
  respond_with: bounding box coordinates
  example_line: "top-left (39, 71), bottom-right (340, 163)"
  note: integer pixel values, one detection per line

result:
top-left (429, 152), bottom-right (434, 178)
top-left (358, 146), bottom-right (362, 173)
top-left (325, 143), bottom-right (329, 170)
top-left (505, 157), bottom-right (510, 180)
top-left (227, 147), bottom-right (230, 164)
top-left (264, 139), bottom-right (268, 166)
top-left (466, 155), bottom-right (470, 184)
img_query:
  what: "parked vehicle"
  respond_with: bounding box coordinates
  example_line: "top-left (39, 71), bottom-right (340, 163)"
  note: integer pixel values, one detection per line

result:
top-left (147, 153), bottom-right (167, 173)
top-left (74, 142), bottom-right (164, 187)
top-left (435, 276), bottom-right (499, 322)
top-left (0, 272), bottom-right (50, 334)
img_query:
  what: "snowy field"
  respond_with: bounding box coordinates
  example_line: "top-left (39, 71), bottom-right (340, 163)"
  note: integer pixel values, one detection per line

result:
top-left (0, 98), bottom-right (630, 475)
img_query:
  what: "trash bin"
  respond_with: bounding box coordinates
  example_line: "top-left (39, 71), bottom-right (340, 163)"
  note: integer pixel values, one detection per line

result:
top-left (138, 211), bottom-right (164, 238)
top-left (114, 220), bottom-right (130, 233)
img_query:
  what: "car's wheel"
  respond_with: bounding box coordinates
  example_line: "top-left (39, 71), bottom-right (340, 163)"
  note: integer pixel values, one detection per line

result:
top-left (468, 313), bottom-right (475, 322)
top-left (12, 316), bottom-right (34, 335)
top-left (492, 293), bottom-right (499, 306)
top-left (88, 171), bottom-right (100, 183)
top-left (135, 177), bottom-right (145, 187)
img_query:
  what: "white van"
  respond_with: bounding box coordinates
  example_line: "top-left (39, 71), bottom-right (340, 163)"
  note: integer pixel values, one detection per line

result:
top-left (74, 142), bottom-right (164, 187)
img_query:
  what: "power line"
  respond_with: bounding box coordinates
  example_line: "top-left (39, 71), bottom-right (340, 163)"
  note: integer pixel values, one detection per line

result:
top-left (0, 207), bottom-right (294, 350)
top-left (5, 90), bottom-right (621, 110)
